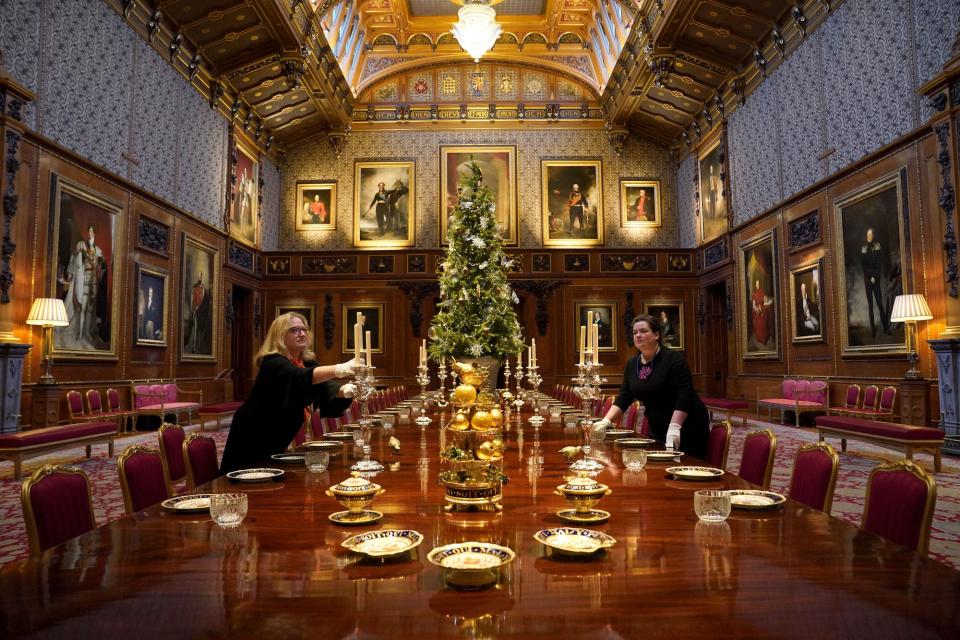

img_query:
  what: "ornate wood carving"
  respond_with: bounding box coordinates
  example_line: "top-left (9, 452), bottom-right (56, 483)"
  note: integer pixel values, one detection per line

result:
top-left (935, 122), bottom-right (959, 297)
top-left (623, 291), bottom-right (636, 345)
top-left (512, 280), bottom-right (571, 336)
top-left (266, 256), bottom-right (291, 275)
top-left (725, 280), bottom-right (734, 330)
top-left (0, 130), bottom-right (22, 303)
top-left (224, 284), bottom-right (234, 330)
top-left (147, 10), bottom-right (162, 43)
top-left (564, 254), bottom-right (589, 272)
top-left (168, 32), bottom-right (183, 63)
top-left (302, 256), bottom-right (356, 275)
top-left (772, 29), bottom-right (785, 56)
top-left (601, 254), bottom-right (656, 272)
top-left (792, 4), bottom-right (807, 37)
top-left (505, 254), bottom-right (523, 273)
top-left (667, 253), bottom-right (692, 272)
top-left (323, 294), bottom-right (335, 350)
top-left (369, 255), bottom-right (394, 274)
top-left (390, 281), bottom-right (440, 338)
top-left (789, 211), bottom-right (821, 251)
top-left (532, 254), bottom-right (551, 272)
top-left (137, 216), bottom-right (169, 256)
top-left (703, 239), bottom-right (728, 268)
top-left (407, 254), bottom-right (426, 273)
top-left (697, 292), bottom-right (705, 333)
top-left (253, 296), bottom-right (261, 334)
top-left (228, 242), bottom-right (255, 273)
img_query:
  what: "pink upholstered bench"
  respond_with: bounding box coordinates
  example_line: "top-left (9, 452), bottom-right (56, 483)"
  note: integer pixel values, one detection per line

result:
top-left (702, 397), bottom-right (750, 428)
top-left (132, 382), bottom-right (202, 426)
top-left (815, 415), bottom-right (943, 472)
top-left (198, 401), bottom-right (243, 431)
top-left (0, 421), bottom-right (116, 478)
top-left (757, 379), bottom-right (828, 427)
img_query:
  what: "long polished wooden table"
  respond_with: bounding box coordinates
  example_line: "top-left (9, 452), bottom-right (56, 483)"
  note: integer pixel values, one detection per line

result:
top-left (2, 411), bottom-right (960, 638)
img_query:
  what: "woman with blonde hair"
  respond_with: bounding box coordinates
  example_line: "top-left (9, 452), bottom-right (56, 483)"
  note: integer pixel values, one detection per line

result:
top-left (220, 312), bottom-right (360, 472)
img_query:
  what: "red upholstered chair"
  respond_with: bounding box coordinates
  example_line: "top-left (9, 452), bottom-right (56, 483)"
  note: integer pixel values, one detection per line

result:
top-left (706, 420), bottom-right (733, 470)
top-left (619, 402), bottom-right (639, 431)
top-left (861, 459), bottom-right (937, 554)
top-left (157, 423), bottom-right (186, 484)
top-left (21, 464), bottom-right (96, 555)
top-left (738, 429), bottom-right (778, 489)
top-left (599, 396), bottom-right (614, 420)
top-left (86, 389), bottom-right (125, 433)
top-left (857, 385), bottom-right (879, 416)
top-left (184, 433), bottom-right (219, 489)
top-left (116, 445), bottom-right (171, 515)
top-left (827, 384), bottom-right (861, 417)
top-left (106, 388), bottom-right (134, 432)
top-left (65, 391), bottom-right (90, 422)
top-left (858, 386), bottom-right (897, 420)
top-left (638, 415), bottom-right (650, 436)
top-left (788, 442), bottom-right (840, 513)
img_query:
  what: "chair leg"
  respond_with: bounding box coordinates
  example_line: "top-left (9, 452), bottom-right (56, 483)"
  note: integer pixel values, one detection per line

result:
top-left (14, 457), bottom-right (22, 479)
top-left (840, 438), bottom-right (847, 452)
top-left (795, 411), bottom-right (800, 428)
top-left (85, 445), bottom-right (92, 458)
top-left (905, 446), bottom-right (913, 461)
top-left (935, 449), bottom-right (942, 473)
top-left (109, 441), bottom-right (114, 457)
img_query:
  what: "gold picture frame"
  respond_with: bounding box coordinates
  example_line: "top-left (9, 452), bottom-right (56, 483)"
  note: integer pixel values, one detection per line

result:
top-left (295, 181), bottom-right (337, 231)
top-left (353, 161), bottom-right (415, 249)
top-left (229, 135), bottom-right (259, 248)
top-left (575, 302), bottom-right (618, 352)
top-left (789, 259), bottom-right (825, 344)
top-left (440, 145), bottom-right (518, 246)
top-left (180, 233), bottom-right (219, 362)
top-left (642, 301), bottom-right (685, 350)
top-left (698, 137), bottom-right (728, 245)
top-left (740, 229), bottom-right (780, 360)
top-left (542, 159), bottom-right (604, 247)
top-left (620, 179), bottom-right (662, 228)
top-left (341, 303), bottom-right (385, 354)
top-left (134, 264), bottom-right (169, 347)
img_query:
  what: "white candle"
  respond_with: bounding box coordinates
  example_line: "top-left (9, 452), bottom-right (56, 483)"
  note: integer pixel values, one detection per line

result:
top-left (421, 339), bottom-right (427, 366)
top-left (592, 320), bottom-right (599, 362)
top-left (531, 339), bottom-right (537, 367)
top-left (579, 325), bottom-right (586, 366)
top-left (365, 330), bottom-right (372, 365)
top-left (353, 321), bottom-right (361, 360)
top-left (517, 352), bottom-right (523, 371)
top-left (527, 346), bottom-right (532, 369)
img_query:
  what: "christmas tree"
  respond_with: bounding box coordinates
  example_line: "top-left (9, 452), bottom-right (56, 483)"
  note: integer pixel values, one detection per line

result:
top-left (428, 161), bottom-right (524, 361)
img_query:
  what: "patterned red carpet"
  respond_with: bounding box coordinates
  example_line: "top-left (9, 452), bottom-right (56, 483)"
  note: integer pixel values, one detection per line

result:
top-left (0, 419), bottom-right (957, 569)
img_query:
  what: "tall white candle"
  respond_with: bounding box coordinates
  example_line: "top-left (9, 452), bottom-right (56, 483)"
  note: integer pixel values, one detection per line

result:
top-left (527, 346), bottom-right (532, 369)
top-left (531, 339), bottom-right (537, 367)
top-left (579, 325), bottom-right (586, 366)
top-left (592, 320), bottom-right (599, 362)
top-left (365, 330), bottom-right (372, 365)
top-left (353, 321), bottom-right (361, 360)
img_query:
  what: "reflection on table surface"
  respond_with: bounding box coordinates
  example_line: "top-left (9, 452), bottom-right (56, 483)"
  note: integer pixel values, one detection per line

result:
top-left (2, 411), bottom-right (959, 638)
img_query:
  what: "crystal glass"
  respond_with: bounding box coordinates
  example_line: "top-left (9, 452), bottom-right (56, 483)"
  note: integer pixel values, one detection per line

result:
top-left (305, 450), bottom-right (330, 473)
top-left (622, 448), bottom-right (647, 471)
top-left (694, 490), bottom-right (731, 523)
top-left (381, 416), bottom-right (394, 432)
top-left (210, 493), bottom-right (248, 528)
top-left (548, 405), bottom-right (562, 419)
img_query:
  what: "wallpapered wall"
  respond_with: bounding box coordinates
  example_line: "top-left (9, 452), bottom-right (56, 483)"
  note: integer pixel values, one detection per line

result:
top-left (0, 0), bottom-right (281, 239)
top-left (721, 0), bottom-right (960, 226)
top-left (280, 128), bottom-right (676, 250)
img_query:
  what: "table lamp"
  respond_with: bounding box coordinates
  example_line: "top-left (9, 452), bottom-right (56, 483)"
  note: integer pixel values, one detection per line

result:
top-left (890, 293), bottom-right (933, 379)
top-left (26, 298), bottom-right (69, 385)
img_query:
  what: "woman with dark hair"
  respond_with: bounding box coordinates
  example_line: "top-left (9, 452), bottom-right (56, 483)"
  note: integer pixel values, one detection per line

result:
top-left (594, 313), bottom-right (710, 459)
top-left (220, 312), bottom-right (359, 473)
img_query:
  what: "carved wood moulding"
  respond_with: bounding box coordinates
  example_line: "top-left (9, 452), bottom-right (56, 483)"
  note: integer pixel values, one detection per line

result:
top-left (789, 211), bottom-right (821, 252)
top-left (407, 254), bottom-right (426, 273)
top-left (266, 256), bottom-right (291, 276)
top-left (301, 256), bottom-right (357, 275)
top-left (564, 254), bottom-right (589, 272)
top-left (136, 216), bottom-right (169, 256)
top-left (227, 241), bottom-right (255, 274)
top-left (600, 254), bottom-right (657, 272)
top-left (369, 255), bottom-right (394, 274)
top-left (667, 253), bottom-right (692, 272)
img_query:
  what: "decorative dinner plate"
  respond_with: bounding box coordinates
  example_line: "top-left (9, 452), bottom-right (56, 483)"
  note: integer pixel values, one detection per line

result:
top-left (271, 453), bottom-right (305, 463)
top-left (616, 438), bottom-right (657, 448)
top-left (728, 490), bottom-right (786, 510)
top-left (666, 466), bottom-right (724, 481)
top-left (341, 529), bottom-right (424, 558)
top-left (226, 468), bottom-right (285, 482)
top-left (646, 450), bottom-right (683, 461)
top-left (161, 494), bottom-right (213, 513)
top-left (329, 510), bottom-right (384, 526)
top-left (557, 508), bottom-right (611, 524)
top-left (427, 542), bottom-right (516, 571)
top-left (325, 432), bottom-right (355, 441)
top-left (534, 528), bottom-right (617, 556)
top-left (604, 429), bottom-right (633, 438)
top-left (302, 440), bottom-right (342, 451)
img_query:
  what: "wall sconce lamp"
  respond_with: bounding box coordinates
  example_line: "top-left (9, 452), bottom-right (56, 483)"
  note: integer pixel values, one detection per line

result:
top-left (890, 293), bottom-right (933, 379)
top-left (26, 298), bottom-right (69, 385)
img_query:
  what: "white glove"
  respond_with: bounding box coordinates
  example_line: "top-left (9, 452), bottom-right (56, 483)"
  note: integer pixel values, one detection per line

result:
top-left (338, 382), bottom-right (357, 398)
top-left (592, 418), bottom-right (611, 430)
top-left (334, 358), bottom-right (361, 378)
top-left (666, 423), bottom-right (682, 450)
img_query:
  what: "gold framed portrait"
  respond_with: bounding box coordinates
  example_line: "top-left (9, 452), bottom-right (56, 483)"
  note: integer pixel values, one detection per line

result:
top-left (642, 301), bottom-right (685, 350)
top-left (341, 303), bottom-right (385, 354)
top-left (542, 159), bottom-right (604, 247)
top-left (295, 181), bottom-right (336, 231)
top-left (620, 179), bottom-right (662, 228)
top-left (353, 161), bottom-right (415, 249)
top-left (440, 145), bottom-right (518, 246)
top-left (575, 302), bottom-right (618, 352)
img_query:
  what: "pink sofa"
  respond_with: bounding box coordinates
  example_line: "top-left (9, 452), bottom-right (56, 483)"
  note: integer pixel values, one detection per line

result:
top-left (132, 382), bottom-right (202, 426)
top-left (757, 378), bottom-right (828, 427)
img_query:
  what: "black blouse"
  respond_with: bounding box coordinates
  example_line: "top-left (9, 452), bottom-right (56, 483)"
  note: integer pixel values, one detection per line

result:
top-left (220, 354), bottom-right (352, 473)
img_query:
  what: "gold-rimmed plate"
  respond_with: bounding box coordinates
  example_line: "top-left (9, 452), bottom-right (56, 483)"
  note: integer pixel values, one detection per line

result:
top-left (161, 494), bottom-right (213, 513)
top-left (728, 490), bottom-right (786, 510)
top-left (271, 452), bottom-right (305, 463)
top-left (329, 510), bottom-right (384, 526)
top-left (534, 527), bottom-right (616, 556)
top-left (666, 466), bottom-right (724, 481)
top-left (427, 542), bottom-right (516, 572)
top-left (616, 437), bottom-right (657, 448)
top-left (226, 468), bottom-right (285, 482)
top-left (341, 529), bottom-right (424, 558)
top-left (302, 440), bottom-right (342, 451)
top-left (646, 450), bottom-right (683, 462)
top-left (325, 432), bottom-right (355, 441)
top-left (557, 508), bottom-right (611, 524)
top-left (604, 429), bottom-right (633, 439)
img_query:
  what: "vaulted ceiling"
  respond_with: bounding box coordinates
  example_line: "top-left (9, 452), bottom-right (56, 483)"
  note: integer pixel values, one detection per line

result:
top-left (112, 0), bottom-right (836, 152)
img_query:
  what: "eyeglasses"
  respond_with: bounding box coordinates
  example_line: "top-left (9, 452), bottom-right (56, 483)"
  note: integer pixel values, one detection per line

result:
top-left (287, 326), bottom-right (308, 335)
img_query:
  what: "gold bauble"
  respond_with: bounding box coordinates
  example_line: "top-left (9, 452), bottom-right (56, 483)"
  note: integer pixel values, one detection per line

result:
top-left (491, 437), bottom-right (503, 451)
top-left (453, 384), bottom-right (478, 405)
top-left (476, 441), bottom-right (496, 460)
top-left (489, 407), bottom-right (504, 427)
top-left (449, 412), bottom-right (470, 431)
top-left (471, 409), bottom-right (494, 430)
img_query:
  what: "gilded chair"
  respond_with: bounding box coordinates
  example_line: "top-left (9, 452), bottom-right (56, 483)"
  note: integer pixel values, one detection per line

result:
top-left (157, 423), bottom-right (186, 485)
top-left (738, 429), bottom-right (778, 489)
top-left (619, 402), bottom-right (639, 432)
top-left (183, 432), bottom-right (219, 489)
top-left (856, 385), bottom-right (880, 417)
top-left (105, 388), bottom-right (135, 432)
top-left (86, 389), bottom-right (127, 433)
top-left (706, 420), bottom-right (733, 470)
top-left (21, 464), bottom-right (96, 555)
top-left (861, 459), bottom-right (937, 554)
top-left (858, 386), bottom-right (897, 420)
top-left (827, 384), bottom-right (861, 417)
top-left (65, 390), bottom-right (91, 422)
top-left (117, 445), bottom-right (172, 514)
top-left (788, 442), bottom-right (840, 513)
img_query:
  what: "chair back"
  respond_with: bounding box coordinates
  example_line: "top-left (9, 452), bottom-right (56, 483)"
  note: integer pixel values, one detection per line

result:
top-left (162, 383), bottom-right (178, 403)
top-left (638, 415), bottom-right (650, 436)
top-left (133, 383), bottom-right (164, 409)
top-left (706, 420), bottom-right (732, 470)
top-left (86, 389), bottom-right (104, 414)
top-left (843, 384), bottom-right (861, 410)
top-left (878, 386), bottom-right (897, 412)
top-left (861, 385), bottom-right (879, 411)
top-left (157, 423), bottom-right (186, 483)
top-left (21, 464), bottom-right (96, 554)
top-left (117, 445), bottom-right (171, 514)
top-left (805, 380), bottom-right (828, 405)
top-left (324, 416), bottom-right (341, 433)
top-left (788, 442), bottom-right (840, 512)
top-left (599, 396), bottom-right (614, 419)
top-left (66, 391), bottom-right (86, 419)
top-left (184, 433), bottom-right (219, 488)
top-left (782, 379), bottom-right (798, 400)
top-left (738, 429), bottom-right (778, 489)
top-left (862, 460), bottom-right (937, 554)
top-left (106, 388), bottom-right (124, 412)
top-left (620, 402), bottom-right (638, 431)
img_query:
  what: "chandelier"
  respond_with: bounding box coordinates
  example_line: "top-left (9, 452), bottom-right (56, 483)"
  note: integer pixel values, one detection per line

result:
top-left (451, 0), bottom-right (502, 62)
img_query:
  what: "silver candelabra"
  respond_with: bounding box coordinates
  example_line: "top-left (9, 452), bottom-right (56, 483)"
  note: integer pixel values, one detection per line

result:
top-left (569, 355), bottom-right (606, 472)
top-left (526, 364), bottom-right (544, 427)
top-left (351, 362), bottom-right (384, 472)
top-left (414, 361), bottom-right (433, 427)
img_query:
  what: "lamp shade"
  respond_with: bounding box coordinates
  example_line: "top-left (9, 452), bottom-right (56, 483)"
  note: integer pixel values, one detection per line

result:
top-left (890, 294), bottom-right (932, 322)
top-left (26, 298), bottom-right (69, 327)
top-left (451, 0), bottom-right (502, 62)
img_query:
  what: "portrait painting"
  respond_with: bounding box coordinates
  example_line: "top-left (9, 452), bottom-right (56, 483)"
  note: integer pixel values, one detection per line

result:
top-left (180, 234), bottom-right (219, 362)
top-left (353, 161), bottom-right (415, 249)
top-left (699, 139), bottom-right (728, 244)
top-left (342, 303), bottom-right (385, 354)
top-left (790, 260), bottom-right (825, 343)
top-left (229, 138), bottom-right (259, 247)
top-left (620, 179), bottom-right (662, 228)
top-left (542, 160), bottom-right (604, 247)
top-left (276, 304), bottom-right (316, 353)
top-left (834, 171), bottom-right (908, 355)
top-left (740, 230), bottom-right (779, 359)
top-left (134, 264), bottom-right (168, 347)
top-left (642, 302), bottom-right (684, 350)
top-left (48, 175), bottom-right (123, 359)
top-left (575, 302), bottom-right (618, 352)
top-left (440, 145), bottom-right (517, 246)
top-left (295, 181), bottom-right (336, 231)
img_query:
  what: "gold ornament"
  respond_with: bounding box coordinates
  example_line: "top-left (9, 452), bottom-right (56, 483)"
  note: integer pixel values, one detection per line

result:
top-left (471, 409), bottom-right (494, 430)
top-left (453, 384), bottom-right (478, 405)
top-left (449, 412), bottom-right (470, 431)
top-left (491, 437), bottom-right (503, 451)
top-left (489, 407), bottom-right (504, 427)
top-left (476, 441), bottom-right (496, 460)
